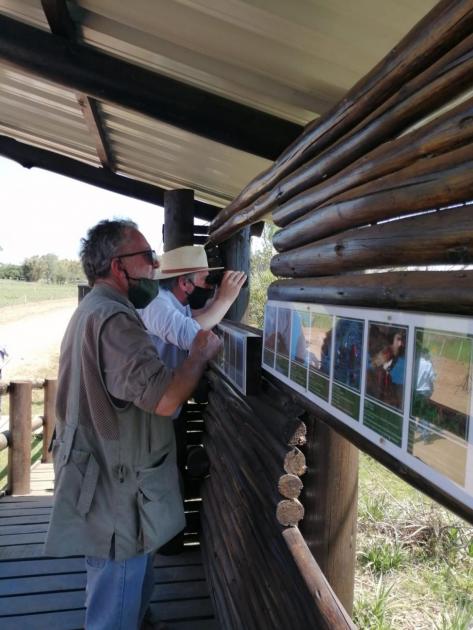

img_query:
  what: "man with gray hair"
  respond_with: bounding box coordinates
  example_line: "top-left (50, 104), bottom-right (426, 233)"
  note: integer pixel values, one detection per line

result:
top-left (45, 220), bottom-right (221, 630)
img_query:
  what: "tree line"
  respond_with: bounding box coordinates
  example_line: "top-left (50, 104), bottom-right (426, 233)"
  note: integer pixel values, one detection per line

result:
top-left (0, 254), bottom-right (85, 284)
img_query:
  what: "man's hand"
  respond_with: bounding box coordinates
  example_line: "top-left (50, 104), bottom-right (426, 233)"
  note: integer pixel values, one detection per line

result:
top-left (189, 329), bottom-right (222, 363)
top-left (215, 271), bottom-right (247, 303)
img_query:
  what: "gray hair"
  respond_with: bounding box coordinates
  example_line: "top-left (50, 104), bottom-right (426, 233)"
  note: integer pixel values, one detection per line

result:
top-left (159, 272), bottom-right (195, 292)
top-left (80, 219), bottom-right (138, 285)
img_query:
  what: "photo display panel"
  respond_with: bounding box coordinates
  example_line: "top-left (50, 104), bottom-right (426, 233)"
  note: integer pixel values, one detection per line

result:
top-left (262, 301), bottom-right (473, 513)
top-left (213, 321), bottom-right (261, 395)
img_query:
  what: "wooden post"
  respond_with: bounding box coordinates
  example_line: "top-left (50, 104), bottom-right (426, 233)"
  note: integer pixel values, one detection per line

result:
top-left (42, 379), bottom-right (57, 463)
top-left (163, 189), bottom-right (194, 251)
top-left (220, 226), bottom-right (251, 322)
top-left (300, 416), bottom-right (358, 615)
top-left (7, 381), bottom-right (32, 495)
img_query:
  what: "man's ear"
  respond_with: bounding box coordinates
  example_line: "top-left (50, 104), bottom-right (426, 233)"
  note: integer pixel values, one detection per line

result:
top-left (110, 257), bottom-right (125, 279)
top-left (177, 275), bottom-right (188, 291)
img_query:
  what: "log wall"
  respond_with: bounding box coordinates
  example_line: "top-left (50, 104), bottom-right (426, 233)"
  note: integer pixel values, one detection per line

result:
top-left (201, 370), bottom-right (355, 629)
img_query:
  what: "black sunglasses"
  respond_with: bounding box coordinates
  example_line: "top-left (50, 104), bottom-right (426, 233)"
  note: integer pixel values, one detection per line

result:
top-left (116, 249), bottom-right (158, 265)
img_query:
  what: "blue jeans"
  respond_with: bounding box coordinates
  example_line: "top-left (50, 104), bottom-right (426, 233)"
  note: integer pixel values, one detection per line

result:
top-left (85, 552), bottom-right (155, 629)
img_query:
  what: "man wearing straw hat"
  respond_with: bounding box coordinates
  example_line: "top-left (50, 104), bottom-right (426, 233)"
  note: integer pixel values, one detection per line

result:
top-left (140, 245), bottom-right (246, 376)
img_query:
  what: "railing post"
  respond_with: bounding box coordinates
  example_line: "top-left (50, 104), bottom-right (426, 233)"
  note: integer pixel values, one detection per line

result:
top-left (42, 379), bottom-right (57, 463)
top-left (7, 381), bottom-right (32, 495)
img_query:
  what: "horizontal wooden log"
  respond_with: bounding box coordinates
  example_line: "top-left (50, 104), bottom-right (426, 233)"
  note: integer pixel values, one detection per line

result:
top-left (210, 1), bottom-right (473, 232)
top-left (210, 35), bottom-right (473, 244)
top-left (271, 205), bottom-right (473, 278)
top-left (273, 144), bottom-right (473, 251)
top-left (268, 271), bottom-right (473, 315)
top-left (283, 528), bottom-right (356, 630)
top-left (273, 94), bottom-right (473, 227)
top-left (278, 473), bottom-right (304, 499)
top-left (264, 372), bottom-right (473, 525)
top-left (276, 499), bottom-right (305, 526)
top-left (283, 447), bottom-right (307, 477)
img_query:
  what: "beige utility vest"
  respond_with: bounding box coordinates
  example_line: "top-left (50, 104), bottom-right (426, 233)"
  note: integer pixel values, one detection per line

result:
top-left (44, 286), bottom-right (185, 560)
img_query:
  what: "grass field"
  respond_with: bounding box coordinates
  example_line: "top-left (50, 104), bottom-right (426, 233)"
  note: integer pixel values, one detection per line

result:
top-left (0, 279), bottom-right (77, 308)
top-left (354, 455), bottom-right (473, 629)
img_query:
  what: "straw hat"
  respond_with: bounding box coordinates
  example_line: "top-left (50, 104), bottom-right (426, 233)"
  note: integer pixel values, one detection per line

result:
top-left (153, 245), bottom-right (223, 280)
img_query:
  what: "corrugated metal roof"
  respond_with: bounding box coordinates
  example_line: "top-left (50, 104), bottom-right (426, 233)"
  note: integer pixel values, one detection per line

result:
top-left (0, 0), bottom-right (439, 208)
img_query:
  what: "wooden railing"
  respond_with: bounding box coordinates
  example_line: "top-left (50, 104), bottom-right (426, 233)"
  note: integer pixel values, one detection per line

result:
top-left (0, 379), bottom-right (56, 495)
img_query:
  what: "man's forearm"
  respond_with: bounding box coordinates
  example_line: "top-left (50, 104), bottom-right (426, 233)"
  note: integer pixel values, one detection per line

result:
top-left (154, 354), bottom-right (207, 416)
top-left (193, 297), bottom-right (232, 330)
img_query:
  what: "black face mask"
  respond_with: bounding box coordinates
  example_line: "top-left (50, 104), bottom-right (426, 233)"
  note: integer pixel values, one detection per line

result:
top-left (187, 286), bottom-right (214, 309)
top-left (124, 271), bottom-right (159, 308)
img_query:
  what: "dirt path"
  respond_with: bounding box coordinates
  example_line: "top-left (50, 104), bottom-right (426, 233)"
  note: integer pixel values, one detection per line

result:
top-left (0, 298), bottom-right (76, 381)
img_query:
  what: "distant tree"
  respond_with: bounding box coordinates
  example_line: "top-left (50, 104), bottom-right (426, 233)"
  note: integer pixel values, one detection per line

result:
top-left (21, 255), bottom-right (85, 284)
top-left (0, 263), bottom-right (23, 280)
top-left (22, 256), bottom-right (48, 282)
top-left (248, 223), bottom-right (278, 328)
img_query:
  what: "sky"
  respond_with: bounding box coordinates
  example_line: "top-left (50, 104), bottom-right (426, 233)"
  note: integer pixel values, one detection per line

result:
top-left (0, 156), bottom-right (165, 265)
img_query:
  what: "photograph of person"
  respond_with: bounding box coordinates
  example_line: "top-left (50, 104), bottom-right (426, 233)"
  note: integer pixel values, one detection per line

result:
top-left (308, 313), bottom-right (332, 376)
top-left (263, 304), bottom-right (278, 367)
top-left (235, 334), bottom-right (244, 389)
top-left (333, 317), bottom-right (364, 391)
top-left (408, 328), bottom-right (471, 487)
top-left (289, 310), bottom-right (310, 388)
top-left (275, 307), bottom-right (292, 376)
top-left (365, 323), bottom-right (407, 411)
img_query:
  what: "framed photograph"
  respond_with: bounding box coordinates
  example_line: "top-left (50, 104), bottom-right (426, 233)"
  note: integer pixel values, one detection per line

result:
top-left (262, 300), bottom-right (473, 514)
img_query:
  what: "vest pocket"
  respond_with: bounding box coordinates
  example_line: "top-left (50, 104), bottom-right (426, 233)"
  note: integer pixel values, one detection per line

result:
top-left (56, 448), bottom-right (100, 518)
top-left (136, 452), bottom-right (185, 551)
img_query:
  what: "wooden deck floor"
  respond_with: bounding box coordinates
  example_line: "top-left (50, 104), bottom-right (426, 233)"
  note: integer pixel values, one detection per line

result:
top-left (0, 462), bottom-right (219, 629)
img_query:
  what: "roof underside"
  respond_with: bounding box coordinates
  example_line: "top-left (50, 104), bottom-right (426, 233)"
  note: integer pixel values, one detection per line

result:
top-left (0, 0), bottom-right (438, 212)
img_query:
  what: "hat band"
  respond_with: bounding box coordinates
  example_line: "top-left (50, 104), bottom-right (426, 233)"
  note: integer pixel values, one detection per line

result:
top-left (161, 266), bottom-right (209, 274)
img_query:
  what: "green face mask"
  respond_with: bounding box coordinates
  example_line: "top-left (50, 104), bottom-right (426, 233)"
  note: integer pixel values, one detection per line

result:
top-left (125, 273), bottom-right (159, 308)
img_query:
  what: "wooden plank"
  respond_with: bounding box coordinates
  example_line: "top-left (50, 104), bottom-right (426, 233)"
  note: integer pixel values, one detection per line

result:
top-left (0, 495), bottom-right (53, 504)
top-left (0, 557), bottom-right (85, 578)
top-left (0, 608), bottom-right (85, 630)
top-left (0, 543), bottom-right (46, 559)
top-left (155, 549), bottom-right (202, 567)
top-left (0, 523), bottom-right (49, 534)
top-left (0, 515), bottom-right (50, 526)
top-left (0, 572), bottom-right (86, 596)
top-left (0, 508), bottom-right (51, 517)
top-left (155, 565), bottom-right (205, 582)
top-left (0, 572), bottom-right (207, 597)
top-left (0, 584), bottom-right (211, 616)
top-left (0, 589), bottom-right (85, 614)
top-left (0, 531), bottom-right (46, 545)
top-left (173, 621), bottom-right (218, 630)
top-left (0, 556), bottom-right (207, 580)
top-left (150, 598), bottom-right (214, 621)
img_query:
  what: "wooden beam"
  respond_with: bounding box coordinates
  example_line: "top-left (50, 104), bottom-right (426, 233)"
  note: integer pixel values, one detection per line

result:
top-left (0, 135), bottom-right (218, 221)
top-left (270, 205), bottom-right (473, 278)
top-left (41, 0), bottom-right (116, 171)
top-left (268, 271), bottom-right (473, 315)
top-left (0, 13), bottom-right (302, 160)
top-left (163, 189), bottom-right (195, 251)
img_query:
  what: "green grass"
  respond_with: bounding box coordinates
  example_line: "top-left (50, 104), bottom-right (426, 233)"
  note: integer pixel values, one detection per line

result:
top-left (0, 279), bottom-right (77, 308)
top-left (355, 454), bottom-right (473, 629)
